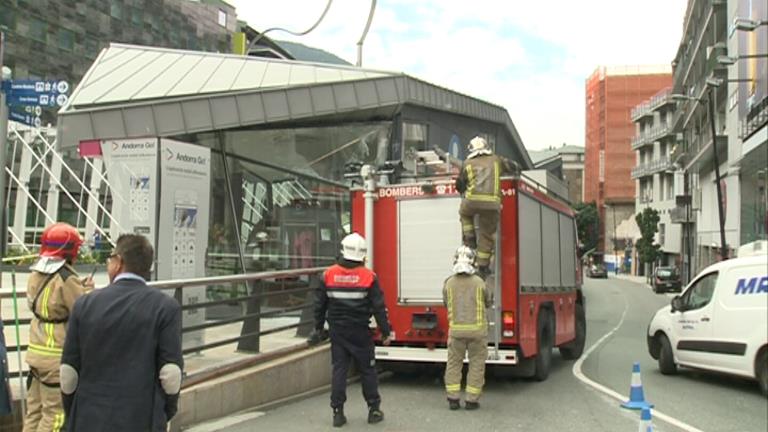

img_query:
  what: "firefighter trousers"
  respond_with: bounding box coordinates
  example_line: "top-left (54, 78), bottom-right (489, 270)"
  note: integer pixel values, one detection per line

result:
top-left (459, 200), bottom-right (499, 267)
top-left (329, 326), bottom-right (381, 410)
top-left (24, 373), bottom-right (66, 432)
top-left (444, 336), bottom-right (487, 402)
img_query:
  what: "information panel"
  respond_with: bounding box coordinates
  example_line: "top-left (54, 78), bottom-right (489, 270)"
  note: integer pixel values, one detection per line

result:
top-left (157, 138), bottom-right (211, 349)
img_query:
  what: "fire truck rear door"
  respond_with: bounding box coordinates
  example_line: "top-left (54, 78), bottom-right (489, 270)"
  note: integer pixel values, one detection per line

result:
top-left (398, 196), bottom-right (462, 304)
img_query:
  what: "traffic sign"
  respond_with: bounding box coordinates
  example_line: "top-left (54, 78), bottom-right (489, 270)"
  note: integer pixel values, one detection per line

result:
top-left (8, 109), bottom-right (41, 127)
top-left (4, 91), bottom-right (68, 107)
top-left (1, 79), bottom-right (69, 94)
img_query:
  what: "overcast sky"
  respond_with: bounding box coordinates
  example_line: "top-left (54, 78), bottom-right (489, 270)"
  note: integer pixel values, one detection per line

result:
top-left (229, 0), bottom-right (687, 151)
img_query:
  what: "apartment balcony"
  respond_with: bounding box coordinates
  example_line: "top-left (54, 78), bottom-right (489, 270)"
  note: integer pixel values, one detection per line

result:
top-left (631, 157), bottom-right (675, 179)
top-left (740, 96), bottom-right (768, 140)
top-left (632, 123), bottom-right (674, 150)
top-left (631, 88), bottom-right (675, 121)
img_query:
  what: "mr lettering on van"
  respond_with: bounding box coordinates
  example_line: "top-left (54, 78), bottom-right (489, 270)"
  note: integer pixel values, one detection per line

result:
top-left (735, 276), bottom-right (768, 295)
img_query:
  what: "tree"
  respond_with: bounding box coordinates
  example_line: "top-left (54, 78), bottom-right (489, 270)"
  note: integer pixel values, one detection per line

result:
top-left (573, 201), bottom-right (599, 256)
top-left (635, 207), bottom-right (661, 266)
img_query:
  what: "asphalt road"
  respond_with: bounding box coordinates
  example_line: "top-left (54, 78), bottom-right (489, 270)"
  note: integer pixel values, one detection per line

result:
top-left (190, 276), bottom-right (768, 432)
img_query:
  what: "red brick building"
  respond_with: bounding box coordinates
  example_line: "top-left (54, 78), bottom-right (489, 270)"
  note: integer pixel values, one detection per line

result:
top-left (585, 66), bottom-right (672, 252)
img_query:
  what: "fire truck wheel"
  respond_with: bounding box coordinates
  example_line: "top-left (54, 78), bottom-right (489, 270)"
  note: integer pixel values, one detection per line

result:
top-left (533, 310), bottom-right (554, 381)
top-left (559, 303), bottom-right (586, 360)
top-left (657, 333), bottom-right (677, 375)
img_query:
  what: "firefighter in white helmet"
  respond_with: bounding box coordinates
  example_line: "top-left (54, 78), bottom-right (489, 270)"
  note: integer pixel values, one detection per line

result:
top-left (455, 136), bottom-right (520, 278)
top-left (442, 246), bottom-right (493, 410)
top-left (310, 233), bottom-right (393, 427)
top-left (24, 223), bottom-right (94, 432)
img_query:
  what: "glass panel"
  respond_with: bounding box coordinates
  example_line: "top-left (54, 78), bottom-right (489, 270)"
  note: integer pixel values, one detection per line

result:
top-left (222, 123), bottom-right (392, 183)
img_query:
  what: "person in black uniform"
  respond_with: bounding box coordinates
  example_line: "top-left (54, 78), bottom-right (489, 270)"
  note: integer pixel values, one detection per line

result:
top-left (310, 232), bottom-right (393, 428)
top-left (60, 234), bottom-right (183, 432)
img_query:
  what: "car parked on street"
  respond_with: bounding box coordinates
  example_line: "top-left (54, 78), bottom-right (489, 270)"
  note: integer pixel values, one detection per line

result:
top-left (587, 263), bottom-right (607, 279)
top-left (646, 241), bottom-right (768, 396)
top-left (652, 266), bottom-right (682, 293)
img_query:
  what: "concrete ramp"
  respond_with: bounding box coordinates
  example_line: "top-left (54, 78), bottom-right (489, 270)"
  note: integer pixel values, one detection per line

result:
top-left (171, 344), bottom-right (331, 431)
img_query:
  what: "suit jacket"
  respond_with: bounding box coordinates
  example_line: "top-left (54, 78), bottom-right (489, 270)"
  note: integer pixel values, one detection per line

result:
top-left (61, 278), bottom-right (183, 432)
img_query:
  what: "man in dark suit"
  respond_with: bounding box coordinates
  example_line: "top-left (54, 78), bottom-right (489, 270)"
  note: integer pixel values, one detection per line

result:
top-left (61, 234), bottom-right (183, 431)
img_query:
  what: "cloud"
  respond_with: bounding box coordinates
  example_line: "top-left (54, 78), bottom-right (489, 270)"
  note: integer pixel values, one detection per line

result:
top-left (229, 0), bottom-right (687, 150)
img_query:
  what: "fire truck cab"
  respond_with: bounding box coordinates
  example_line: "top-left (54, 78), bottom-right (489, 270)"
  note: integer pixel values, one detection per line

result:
top-left (350, 162), bottom-right (586, 380)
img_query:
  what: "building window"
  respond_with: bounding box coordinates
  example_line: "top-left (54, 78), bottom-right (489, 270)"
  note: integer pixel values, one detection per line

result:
top-left (0, 8), bottom-right (16, 30)
top-left (110, 1), bottom-right (123, 19)
top-left (131, 8), bottom-right (143, 26)
top-left (218, 9), bottom-right (227, 27)
top-left (28, 17), bottom-right (47, 42)
top-left (58, 28), bottom-right (74, 51)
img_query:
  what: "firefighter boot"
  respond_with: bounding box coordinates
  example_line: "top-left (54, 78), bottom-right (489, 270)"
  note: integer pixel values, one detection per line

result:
top-left (367, 406), bottom-right (384, 424)
top-left (448, 398), bottom-right (461, 410)
top-left (465, 401), bottom-right (480, 410)
top-left (333, 407), bottom-right (347, 427)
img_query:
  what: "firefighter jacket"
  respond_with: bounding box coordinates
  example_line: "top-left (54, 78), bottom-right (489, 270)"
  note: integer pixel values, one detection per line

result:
top-left (442, 274), bottom-right (493, 339)
top-left (315, 259), bottom-right (392, 337)
top-left (455, 154), bottom-right (520, 210)
top-left (26, 263), bottom-right (90, 384)
top-left (61, 277), bottom-right (183, 432)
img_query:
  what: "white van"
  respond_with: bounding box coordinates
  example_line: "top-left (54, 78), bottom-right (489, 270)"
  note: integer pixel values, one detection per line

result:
top-left (646, 242), bottom-right (768, 396)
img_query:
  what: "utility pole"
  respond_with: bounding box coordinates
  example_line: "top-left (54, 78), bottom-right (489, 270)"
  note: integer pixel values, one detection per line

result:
top-left (707, 86), bottom-right (728, 261)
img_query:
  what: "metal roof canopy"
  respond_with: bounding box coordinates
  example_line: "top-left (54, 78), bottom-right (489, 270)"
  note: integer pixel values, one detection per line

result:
top-left (57, 43), bottom-right (532, 168)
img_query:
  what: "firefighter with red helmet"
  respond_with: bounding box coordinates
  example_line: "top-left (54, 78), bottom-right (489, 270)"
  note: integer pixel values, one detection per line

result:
top-left (310, 233), bottom-right (392, 428)
top-left (24, 223), bottom-right (94, 432)
top-left (455, 136), bottom-right (520, 278)
top-left (443, 246), bottom-right (493, 410)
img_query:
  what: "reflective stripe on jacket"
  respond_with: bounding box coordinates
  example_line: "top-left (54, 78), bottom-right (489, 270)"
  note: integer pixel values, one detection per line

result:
top-left (315, 260), bottom-right (391, 337)
top-left (442, 274), bottom-right (492, 338)
top-left (457, 154), bottom-right (519, 207)
top-left (26, 265), bottom-right (89, 382)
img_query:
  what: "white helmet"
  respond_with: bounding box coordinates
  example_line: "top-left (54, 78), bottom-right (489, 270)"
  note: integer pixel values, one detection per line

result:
top-left (452, 245), bottom-right (476, 275)
top-left (341, 233), bottom-right (367, 262)
top-left (467, 136), bottom-right (492, 159)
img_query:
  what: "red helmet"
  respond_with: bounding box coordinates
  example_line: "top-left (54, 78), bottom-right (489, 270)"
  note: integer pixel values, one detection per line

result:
top-left (40, 223), bottom-right (83, 262)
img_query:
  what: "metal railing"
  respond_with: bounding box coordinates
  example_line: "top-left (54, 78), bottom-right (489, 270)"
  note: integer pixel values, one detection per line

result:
top-left (631, 157), bottom-right (674, 179)
top-left (631, 123), bottom-right (674, 150)
top-left (1, 266), bottom-right (324, 379)
top-left (631, 88), bottom-right (674, 121)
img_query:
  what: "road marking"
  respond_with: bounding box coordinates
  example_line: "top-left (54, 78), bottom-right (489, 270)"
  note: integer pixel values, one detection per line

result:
top-left (572, 288), bottom-right (704, 432)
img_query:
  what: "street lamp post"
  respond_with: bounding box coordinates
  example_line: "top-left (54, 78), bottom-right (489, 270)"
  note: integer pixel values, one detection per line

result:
top-left (706, 84), bottom-right (728, 261)
top-left (670, 84), bottom-right (729, 262)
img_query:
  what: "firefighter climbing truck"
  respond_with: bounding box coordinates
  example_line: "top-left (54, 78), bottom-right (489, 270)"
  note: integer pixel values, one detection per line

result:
top-left (351, 174), bottom-right (586, 380)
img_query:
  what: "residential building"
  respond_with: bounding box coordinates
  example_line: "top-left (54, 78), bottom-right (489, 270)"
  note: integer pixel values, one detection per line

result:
top-left (584, 66), bottom-right (672, 255)
top-left (631, 87), bottom-right (683, 269)
top-left (667, 0), bottom-right (762, 278)
top-left (528, 144), bottom-right (585, 204)
top-left (729, 1), bottom-right (767, 249)
top-left (0, 0), bottom-right (237, 87)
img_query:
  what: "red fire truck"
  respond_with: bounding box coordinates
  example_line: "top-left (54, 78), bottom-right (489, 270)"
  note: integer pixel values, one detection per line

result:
top-left (350, 171), bottom-right (585, 380)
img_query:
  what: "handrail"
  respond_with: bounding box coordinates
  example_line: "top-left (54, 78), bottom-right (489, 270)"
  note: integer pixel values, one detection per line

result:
top-left (148, 267), bottom-right (326, 290)
top-left (2, 266), bottom-right (327, 379)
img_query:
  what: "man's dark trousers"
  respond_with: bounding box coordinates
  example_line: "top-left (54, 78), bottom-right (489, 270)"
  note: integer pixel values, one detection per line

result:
top-left (330, 326), bottom-right (380, 409)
